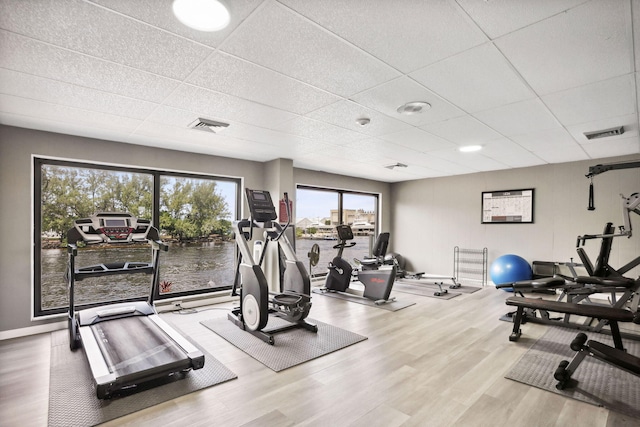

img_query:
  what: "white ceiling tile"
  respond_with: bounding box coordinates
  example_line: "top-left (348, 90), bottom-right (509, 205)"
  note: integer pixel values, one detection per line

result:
top-left (0, 93), bottom-right (142, 132)
top-left (271, 116), bottom-right (367, 146)
top-left (580, 135), bottom-right (640, 158)
top-left (397, 165), bottom-right (450, 179)
top-left (145, 105), bottom-right (216, 129)
top-left (532, 144), bottom-right (589, 164)
top-left (566, 114), bottom-right (639, 145)
top-left (428, 148), bottom-right (511, 172)
top-left (542, 75), bottom-right (636, 126)
top-left (91, 0), bottom-right (263, 48)
top-left (280, 0), bottom-right (488, 73)
top-left (410, 43), bottom-right (536, 113)
top-left (391, 151), bottom-right (479, 175)
top-left (133, 121), bottom-right (275, 161)
top-left (495, 0), bottom-right (632, 95)
top-left (294, 152), bottom-right (368, 175)
top-left (456, 0), bottom-right (590, 39)
top-left (510, 128), bottom-right (580, 152)
top-left (225, 125), bottom-right (301, 146)
top-left (0, 112), bottom-right (137, 147)
top-left (220, 1), bottom-right (400, 97)
top-left (186, 52), bottom-right (341, 115)
top-left (378, 128), bottom-right (456, 152)
top-left (0, 30), bottom-right (179, 103)
top-left (0, 0), bottom-right (211, 79)
top-left (333, 139), bottom-right (394, 163)
top-left (163, 84), bottom-right (298, 129)
top-left (0, 69), bottom-right (158, 119)
top-left (306, 100), bottom-right (413, 136)
top-left (473, 98), bottom-right (560, 136)
top-left (420, 115), bottom-right (503, 146)
top-left (351, 77), bottom-right (465, 126)
top-left (480, 138), bottom-right (547, 168)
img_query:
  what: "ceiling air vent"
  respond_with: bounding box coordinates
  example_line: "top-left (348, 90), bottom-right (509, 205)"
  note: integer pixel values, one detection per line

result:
top-left (385, 162), bottom-right (408, 170)
top-left (188, 118), bottom-right (229, 133)
top-left (583, 126), bottom-right (624, 140)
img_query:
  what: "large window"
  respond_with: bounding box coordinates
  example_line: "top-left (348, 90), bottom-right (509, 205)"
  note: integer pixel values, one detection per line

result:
top-left (295, 186), bottom-right (379, 276)
top-left (34, 158), bottom-right (239, 317)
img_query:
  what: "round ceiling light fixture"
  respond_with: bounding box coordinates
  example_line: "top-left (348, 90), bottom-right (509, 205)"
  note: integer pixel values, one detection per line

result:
top-left (355, 117), bottom-right (371, 126)
top-left (397, 101), bottom-right (431, 115)
top-left (172, 0), bottom-right (230, 32)
top-left (459, 145), bottom-right (483, 153)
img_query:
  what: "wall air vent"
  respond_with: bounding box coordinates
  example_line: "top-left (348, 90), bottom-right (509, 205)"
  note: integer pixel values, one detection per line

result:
top-left (385, 162), bottom-right (408, 170)
top-left (583, 126), bottom-right (624, 140)
top-left (188, 118), bottom-right (229, 133)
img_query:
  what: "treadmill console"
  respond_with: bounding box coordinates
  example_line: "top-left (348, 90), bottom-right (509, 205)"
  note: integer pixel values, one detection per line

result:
top-left (245, 189), bottom-right (277, 222)
top-left (71, 213), bottom-right (153, 244)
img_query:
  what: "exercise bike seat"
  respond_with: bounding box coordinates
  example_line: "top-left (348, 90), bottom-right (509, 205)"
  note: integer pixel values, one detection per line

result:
top-left (355, 232), bottom-right (390, 270)
top-left (360, 257), bottom-right (383, 267)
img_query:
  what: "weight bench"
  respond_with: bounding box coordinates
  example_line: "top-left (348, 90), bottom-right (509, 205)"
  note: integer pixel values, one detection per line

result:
top-left (554, 331), bottom-right (640, 390)
top-left (505, 296), bottom-right (636, 348)
top-left (501, 273), bottom-right (640, 337)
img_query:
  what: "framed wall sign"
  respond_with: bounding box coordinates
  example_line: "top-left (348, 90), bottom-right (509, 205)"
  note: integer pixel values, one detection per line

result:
top-left (482, 188), bottom-right (534, 224)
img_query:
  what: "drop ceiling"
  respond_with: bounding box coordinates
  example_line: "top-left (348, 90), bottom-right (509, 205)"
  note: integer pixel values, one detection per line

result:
top-left (0, 0), bottom-right (639, 182)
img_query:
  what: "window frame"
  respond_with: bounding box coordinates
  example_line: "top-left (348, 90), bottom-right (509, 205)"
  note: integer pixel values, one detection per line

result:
top-left (33, 156), bottom-right (241, 318)
top-left (296, 184), bottom-right (380, 232)
top-left (295, 184), bottom-right (380, 276)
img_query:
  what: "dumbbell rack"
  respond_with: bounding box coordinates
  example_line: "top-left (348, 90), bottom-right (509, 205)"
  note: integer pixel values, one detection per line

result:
top-left (453, 247), bottom-right (488, 287)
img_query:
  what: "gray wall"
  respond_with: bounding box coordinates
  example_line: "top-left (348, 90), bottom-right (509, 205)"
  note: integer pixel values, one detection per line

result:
top-left (0, 125), bottom-right (390, 333)
top-left (389, 156), bottom-right (640, 281)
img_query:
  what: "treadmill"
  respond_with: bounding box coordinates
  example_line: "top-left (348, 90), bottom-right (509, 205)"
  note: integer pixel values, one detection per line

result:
top-left (66, 213), bottom-right (204, 399)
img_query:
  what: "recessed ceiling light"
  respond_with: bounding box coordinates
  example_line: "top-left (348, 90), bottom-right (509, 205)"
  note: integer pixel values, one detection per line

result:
top-left (397, 101), bottom-right (431, 115)
top-left (172, 0), bottom-right (230, 32)
top-left (459, 145), bottom-right (482, 153)
top-left (355, 117), bottom-right (371, 126)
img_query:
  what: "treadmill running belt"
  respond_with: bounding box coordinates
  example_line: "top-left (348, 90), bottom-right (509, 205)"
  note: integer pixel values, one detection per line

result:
top-left (91, 316), bottom-right (186, 377)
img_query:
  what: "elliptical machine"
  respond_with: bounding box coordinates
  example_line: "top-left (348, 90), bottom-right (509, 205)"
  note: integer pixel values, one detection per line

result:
top-left (323, 224), bottom-right (397, 305)
top-left (228, 189), bottom-right (317, 345)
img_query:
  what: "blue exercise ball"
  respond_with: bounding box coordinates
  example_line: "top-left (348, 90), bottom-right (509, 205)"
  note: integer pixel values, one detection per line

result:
top-left (490, 254), bottom-right (532, 287)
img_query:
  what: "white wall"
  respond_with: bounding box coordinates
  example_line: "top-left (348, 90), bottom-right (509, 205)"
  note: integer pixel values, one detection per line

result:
top-left (390, 156), bottom-right (640, 281)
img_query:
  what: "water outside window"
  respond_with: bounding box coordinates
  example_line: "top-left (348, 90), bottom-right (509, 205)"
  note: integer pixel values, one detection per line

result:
top-left (37, 162), bottom-right (238, 314)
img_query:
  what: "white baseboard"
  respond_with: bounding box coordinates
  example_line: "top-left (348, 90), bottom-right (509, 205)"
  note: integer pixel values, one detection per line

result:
top-left (0, 320), bottom-right (66, 341)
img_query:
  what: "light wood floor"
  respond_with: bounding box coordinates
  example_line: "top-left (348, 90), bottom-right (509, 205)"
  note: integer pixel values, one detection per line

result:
top-left (2, 284), bottom-right (639, 427)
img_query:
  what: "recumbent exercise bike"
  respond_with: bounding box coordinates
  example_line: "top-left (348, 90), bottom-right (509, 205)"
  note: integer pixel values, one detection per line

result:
top-left (322, 224), bottom-right (397, 305)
